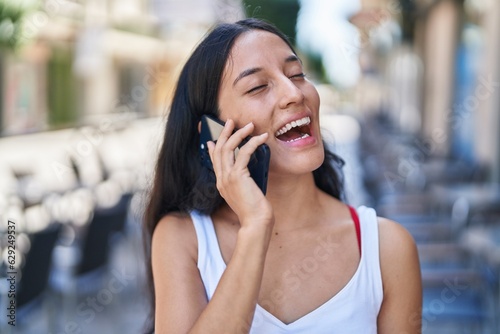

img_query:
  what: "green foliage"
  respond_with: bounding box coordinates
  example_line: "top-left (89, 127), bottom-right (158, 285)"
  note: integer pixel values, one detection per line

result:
top-left (243, 0), bottom-right (328, 82)
top-left (0, 0), bottom-right (37, 50)
top-left (304, 51), bottom-right (327, 83)
top-left (243, 0), bottom-right (300, 44)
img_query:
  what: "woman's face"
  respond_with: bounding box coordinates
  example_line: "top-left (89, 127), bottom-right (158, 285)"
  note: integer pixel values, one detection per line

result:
top-left (218, 30), bottom-right (324, 176)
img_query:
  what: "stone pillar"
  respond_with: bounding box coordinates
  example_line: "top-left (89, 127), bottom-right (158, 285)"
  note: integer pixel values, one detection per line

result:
top-left (421, 0), bottom-right (461, 155)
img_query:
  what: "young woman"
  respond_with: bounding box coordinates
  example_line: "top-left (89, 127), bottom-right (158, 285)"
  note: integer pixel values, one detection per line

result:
top-left (143, 18), bottom-right (421, 333)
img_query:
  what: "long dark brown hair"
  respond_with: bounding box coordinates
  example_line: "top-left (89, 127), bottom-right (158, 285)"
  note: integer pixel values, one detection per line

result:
top-left (142, 18), bottom-right (345, 333)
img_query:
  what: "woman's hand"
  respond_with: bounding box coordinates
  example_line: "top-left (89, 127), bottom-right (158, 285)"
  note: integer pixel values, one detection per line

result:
top-left (207, 119), bottom-right (273, 227)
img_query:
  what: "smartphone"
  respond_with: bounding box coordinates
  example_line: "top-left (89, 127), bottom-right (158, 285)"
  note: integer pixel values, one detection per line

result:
top-left (199, 115), bottom-right (270, 194)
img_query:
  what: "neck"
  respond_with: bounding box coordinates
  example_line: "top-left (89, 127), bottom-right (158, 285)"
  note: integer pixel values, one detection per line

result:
top-left (265, 172), bottom-right (325, 231)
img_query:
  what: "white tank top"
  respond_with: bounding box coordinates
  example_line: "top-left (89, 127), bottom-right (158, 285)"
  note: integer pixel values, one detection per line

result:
top-left (191, 206), bottom-right (383, 333)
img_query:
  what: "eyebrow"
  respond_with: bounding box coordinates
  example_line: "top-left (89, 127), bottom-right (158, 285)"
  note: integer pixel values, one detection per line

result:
top-left (285, 54), bottom-right (301, 64)
top-left (232, 54), bottom-right (302, 87)
top-left (233, 67), bottom-right (262, 87)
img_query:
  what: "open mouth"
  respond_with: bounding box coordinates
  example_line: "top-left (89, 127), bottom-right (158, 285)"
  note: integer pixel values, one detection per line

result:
top-left (275, 116), bottom-right (312, 143)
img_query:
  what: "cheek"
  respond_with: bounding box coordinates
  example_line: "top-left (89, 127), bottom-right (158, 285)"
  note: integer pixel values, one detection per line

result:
top-left (220, 98), bottom-right (271, 130)
top-left (304, 84), bottom-right (320, 111)
top-left (217, 94), bottom-right (235, 122)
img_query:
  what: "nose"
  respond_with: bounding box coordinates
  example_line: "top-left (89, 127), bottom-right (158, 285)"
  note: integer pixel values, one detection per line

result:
top-left (278, 77), bottom-right (304, 110)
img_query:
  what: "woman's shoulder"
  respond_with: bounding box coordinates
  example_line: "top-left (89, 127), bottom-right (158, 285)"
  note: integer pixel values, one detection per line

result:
top-left (377, 216), bottom-right (417, 251)
top-left (154, 211), bottom-right (193, 235)
top-left (152, 211), bottom-right (198, 261)
top-left (376, 216), bottom-right (420, 285)
top-left (350, 206), bottom-right (417, 261)
top-left (375, 216), bottom-right (422, 331)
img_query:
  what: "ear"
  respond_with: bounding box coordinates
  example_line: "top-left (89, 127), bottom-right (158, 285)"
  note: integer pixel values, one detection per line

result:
top-left (197, 121), bottom-right (202, 134)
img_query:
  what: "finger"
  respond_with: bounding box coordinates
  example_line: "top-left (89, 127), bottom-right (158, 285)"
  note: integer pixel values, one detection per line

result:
top-left (207, 140), bottom-right (215, 164)
top-left (218, 121), bottom-right (254, 170)
top-left (233, 132), bottom-right (269, 170)
top-left (207, 140), bottom-right (223, 177)
top-left (213, 119), bottom-right (238, 168)
top-left (223, 122), bottom-right (255, 152)
top-left (209, 119), bottom-right (234, 175)
top-left (214, 118), bottom-right (236, 147)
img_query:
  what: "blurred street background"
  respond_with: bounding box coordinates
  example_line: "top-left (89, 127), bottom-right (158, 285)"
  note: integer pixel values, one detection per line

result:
top-left (0, 0), bottom-right (499, 333)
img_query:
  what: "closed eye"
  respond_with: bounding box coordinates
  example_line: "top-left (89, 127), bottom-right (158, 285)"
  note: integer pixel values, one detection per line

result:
top-left (246, 84), bottom-right (267, 94)
top-left (290, 73), bottom-right (306, 79)
top-left (246, 73), bottom-right (305, 94)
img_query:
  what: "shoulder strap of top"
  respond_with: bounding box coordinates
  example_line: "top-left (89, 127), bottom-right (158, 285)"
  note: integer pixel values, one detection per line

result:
top-left (189, 211), bottom-right (226, 299)
top-left (348, 205), bottom-right (361, 255)
top-left (190, 211), bottom-right (218, 267)
top-left (354, 206), bottom-right (383, 308)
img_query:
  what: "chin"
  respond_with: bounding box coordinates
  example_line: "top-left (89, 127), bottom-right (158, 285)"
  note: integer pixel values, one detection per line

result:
top-left (270, 146), bottom-right (325, 175)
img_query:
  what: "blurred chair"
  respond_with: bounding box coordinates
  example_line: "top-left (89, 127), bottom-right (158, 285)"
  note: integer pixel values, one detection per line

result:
top-left (460, 223), bottom-right (500, 333)
top-left (418, 243), bottom-right (495, 333)
top-left (17, 223), bottom-right (62, 325)
top-left (74, 193), bottom-right (131, 292)
top-left (359, 113), bottom-right (496, 331)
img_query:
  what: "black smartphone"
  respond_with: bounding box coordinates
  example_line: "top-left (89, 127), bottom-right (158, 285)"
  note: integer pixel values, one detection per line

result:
top-left (199, 115), bottom-right (270, 194)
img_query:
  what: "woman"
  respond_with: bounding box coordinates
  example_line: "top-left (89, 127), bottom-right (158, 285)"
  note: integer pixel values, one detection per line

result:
top-left (144, 18), bottom-right (421, 333)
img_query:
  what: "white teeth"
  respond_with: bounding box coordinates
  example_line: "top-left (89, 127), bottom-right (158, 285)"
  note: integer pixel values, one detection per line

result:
top-left (275, 116), bottom-right (311, 137)
top-left (285, 133), bottom-right (310, 143)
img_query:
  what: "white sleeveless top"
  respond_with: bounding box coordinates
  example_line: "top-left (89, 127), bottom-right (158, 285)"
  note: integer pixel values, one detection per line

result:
top-left (190, 206), bottom-right (383, 333)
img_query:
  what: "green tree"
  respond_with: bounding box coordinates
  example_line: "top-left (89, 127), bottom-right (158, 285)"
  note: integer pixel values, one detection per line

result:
top-left (243, 0), bottom-right (327, 82)
top-left (0, 0), bottom-right (36, 50)
top-left (243, 0), bottom-right (300, 44)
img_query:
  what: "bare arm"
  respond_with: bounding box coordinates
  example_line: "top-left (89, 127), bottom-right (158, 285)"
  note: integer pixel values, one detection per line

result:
top-left (152, 213), bottom-right (207, 333)
top-left (190, 223), bottom-right (273, 333)
top-left (152, 214), bottom-right (273, 334)
top-left (377, 218), bottom-right (422, 333)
